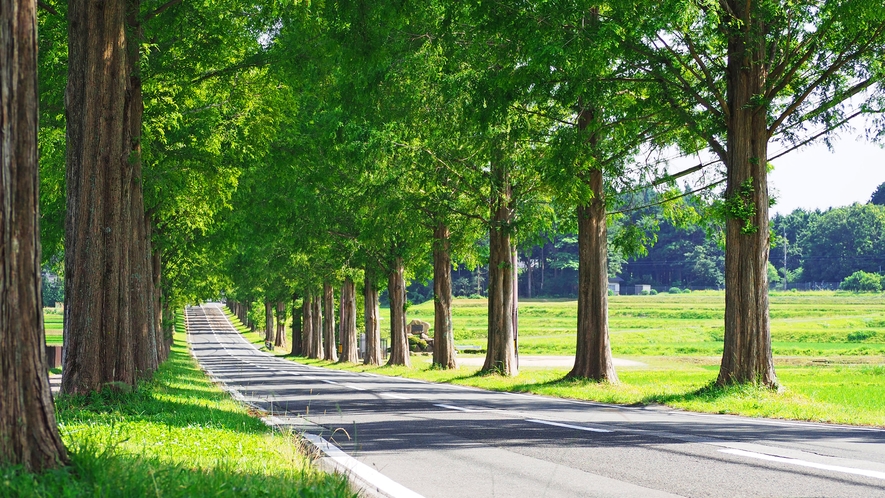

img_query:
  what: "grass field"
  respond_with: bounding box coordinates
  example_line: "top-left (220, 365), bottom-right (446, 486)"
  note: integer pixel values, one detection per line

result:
top-left (3, 313), bottom-right (352, 498)
top-left (406, 291), bottom-right (885, 357)
top-left (44, 309), bottom-right (64, 345)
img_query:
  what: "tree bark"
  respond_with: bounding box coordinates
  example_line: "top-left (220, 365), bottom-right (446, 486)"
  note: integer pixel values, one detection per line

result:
top-left (718, 3), bottom-right (777, 387)
top-left (0, 0), bottom-right (69, 469)
top-left (322, 281), bottom-right (338, 361)
top-left (274, 301), bottom-right (286, 348)
top-left (482, 160), bottom-right (517, 375)
top-left (62, 0), bottom-right (141, 394)
top-left (386, 257), bottom-right (410, 366)
top-left (302, 293), bottom-right (315, 358)
top-left (338, 276), bottom-right (359, 363)
top-left (363, 267), bottom-right (382, 365)
top-left (311, 295), bottom-right (324, 359)
top-left (290, 293), bottom-right (302, 355)
top-left (432, 223), bottom-right (456, 369)
top-left (570, 189), bottom-right (618, 381)
top-left (264, 300), bottom-right (274, 345)
top-left (126, 0), bottom-right (158, 380)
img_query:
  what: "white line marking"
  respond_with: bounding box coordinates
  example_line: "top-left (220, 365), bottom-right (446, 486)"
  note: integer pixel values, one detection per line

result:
top-left (380, 392), bottom-right (411, 400)
top-left (321, 380), bottom-right (340, 385)
top-left (303, 433), bottom-right (425, 498)
top-left (434, 404), bottom-right (477, 412)
top-left (343, 384), bottom-right (367, 391)
top-left (527, 419), bottom-right (612, 433)
top-left (720, 449), bottom-right (885, 481)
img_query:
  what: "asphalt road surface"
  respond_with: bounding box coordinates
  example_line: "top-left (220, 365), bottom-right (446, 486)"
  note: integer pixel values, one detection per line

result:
top-left (187, 303), bottom-right (885, 498)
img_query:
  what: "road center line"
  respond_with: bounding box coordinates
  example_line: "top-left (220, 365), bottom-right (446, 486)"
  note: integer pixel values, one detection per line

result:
top-left (302, 433), bottom-right (425, 498)
top-left (321, 380), bottom-right (340, 385)
top-left (527, 419), bottom-right (613, 433)
top-left (380, 392), bottom-right (410, 400)
top-left (434, 403), bottom-right (477, 412)
top-left (719, 448), bottom-right (885, 480)
top-left (343, 384), bottom-right (367, 391)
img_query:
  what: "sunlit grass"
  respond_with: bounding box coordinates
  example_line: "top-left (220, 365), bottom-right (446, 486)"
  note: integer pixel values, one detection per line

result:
top-left (2, 313), bottom-right (352, 498)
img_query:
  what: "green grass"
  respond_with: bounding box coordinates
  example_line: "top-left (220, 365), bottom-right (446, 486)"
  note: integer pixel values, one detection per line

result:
top-left (284, 356), bottom-right (885, 427)
top-left (2, 314), bottom-right (353, 498)
top-left (407, 291), bottom-right (885, 357)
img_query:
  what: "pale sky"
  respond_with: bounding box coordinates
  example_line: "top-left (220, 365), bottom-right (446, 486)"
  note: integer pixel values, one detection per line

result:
top-left (768, 137), bottom-right (885, 215)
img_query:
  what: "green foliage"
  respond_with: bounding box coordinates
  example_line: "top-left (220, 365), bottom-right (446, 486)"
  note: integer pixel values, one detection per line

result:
top-left (719, 179), bottom-right (758, 234)
top-left (801, 204), bottom-right (885, 282)
top-left (408, 335), bottom-right (428, 352)
top-left (840, 271), bottom-right (884, 292)
top-left (668, 287), bottom-right (682, 294)
top-left (871, 182), bottom-right (885, 206)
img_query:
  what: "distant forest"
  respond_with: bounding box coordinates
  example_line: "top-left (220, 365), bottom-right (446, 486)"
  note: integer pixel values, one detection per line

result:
top-left (405, 181), bottom-right (885, 302)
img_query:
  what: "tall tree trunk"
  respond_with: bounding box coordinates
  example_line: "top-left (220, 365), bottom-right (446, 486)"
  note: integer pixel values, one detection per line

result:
top-left (718, 4), bottom-right (777, 387)
top-left (63, 0), bottom-right (139, 394)
top-left (512, 246), bottom-right (519, 368)
top-left (302, 293), bottom-right (315, 358)
top-left (126, 0), bottom-right (157, 380)
top-left (322, 281), bottom-right (338, 361)
top-left (570, 191), bottom-right (618, 381)
top-left (482, 161), bottom-right (517, 375)
top-left (0, 0), bottom-right (68, 468)
top-left (526, 256), bottom-right (533, 298)
top-left (363, 267), bottom-right (382, 365)
top-left (338, 276), bottom-right (359, 363)
top-left (275, 301), bottom-right (287, 348)
top-left (570, 99), bottom-right (617, 382)
top-left (386, 257), bottom-right (410, 366)
top-left (432, 223), bottom-right (456, 369)
top-left (264, 300), bottom-right (274, 345)
top-left (291, 293), bottom-right (302, 355)
top-left (312, 293), bottom-right (324, 359)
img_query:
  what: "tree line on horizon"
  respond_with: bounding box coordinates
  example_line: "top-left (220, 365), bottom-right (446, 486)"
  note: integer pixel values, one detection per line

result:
top-left (3, 0), bottom-right (885, 472)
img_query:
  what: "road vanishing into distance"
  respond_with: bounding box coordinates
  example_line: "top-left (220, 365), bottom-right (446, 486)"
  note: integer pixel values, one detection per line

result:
top-left (187, 303), bottom-right (885, 497)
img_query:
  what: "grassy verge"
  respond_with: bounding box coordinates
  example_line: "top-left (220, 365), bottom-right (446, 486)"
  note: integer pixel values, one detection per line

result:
top-left (282, 356), bottom-right (885, 427)
top-left (2, 314), bottom-right (353, 498)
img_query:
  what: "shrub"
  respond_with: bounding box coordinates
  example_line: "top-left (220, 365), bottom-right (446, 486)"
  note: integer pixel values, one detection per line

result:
top-left (840, 271), bottom-right (884, 292)
top-left (682, 288), bottom-right (692, 293)
top-left (607, 289), bottom-right (614, 296)
top-left (668, 287), bottom-right (681, 294)
top-left (640, 290), bottom-right (650, 296)
top-left (408, 335), bottom-right (427, 351)
top-left (649, 289), bottom-right (658, 295)
top-left (847, 330), bottom-right (876, 342)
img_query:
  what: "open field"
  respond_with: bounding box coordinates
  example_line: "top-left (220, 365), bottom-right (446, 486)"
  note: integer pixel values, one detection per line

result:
top-left (44, 309), bottom-right (64, 345)
top-left (407, 291), bottom-right (885, 357)
top-left (5, 313), bottom-right (351, 498)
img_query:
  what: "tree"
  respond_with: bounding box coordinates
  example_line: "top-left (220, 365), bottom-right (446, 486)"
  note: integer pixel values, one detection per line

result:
top-left (870, 182), bottom-right (885, 206)
top-left (800, 204), bottom-right (885, 282)
top-left (840, 271), bottom-right (883, 292)
top-left (0, 0), bottom-right (68, 469)
top-left (634, 0), bottom-right (885, 386)
top-left (62, 0), bottom-right (144, 393)
top-left (338, 276), bottom-right (359, 363)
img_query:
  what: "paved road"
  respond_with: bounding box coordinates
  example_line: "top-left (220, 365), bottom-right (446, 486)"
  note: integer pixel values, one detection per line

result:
top-left (187, 303), bottom-right (885, 497)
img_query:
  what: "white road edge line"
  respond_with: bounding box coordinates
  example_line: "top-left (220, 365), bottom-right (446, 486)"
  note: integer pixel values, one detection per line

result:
top-left (322, 380), bottom-right (340, 385)
top-left (527, 419), bottom-right (612, 433)
top-left (343, 384), bottom-right (367, 391)
top-left (720, 448), bottom-right (885, 481)
top-left (303, 433), bottom-right (426, 498)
